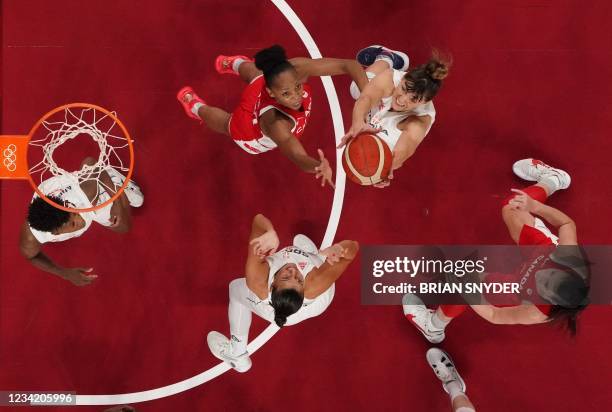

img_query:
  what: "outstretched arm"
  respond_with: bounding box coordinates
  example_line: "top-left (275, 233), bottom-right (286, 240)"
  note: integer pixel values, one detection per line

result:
top-left (373, 116), bottom-right (431, 189)
top-left (338, 70), bottom-right (394, 148)
top-left (19, 222), bottom-right (97, 286)
top-left (245, 214), bottom-right (278, 299)
top-left (260, 111), bottom-right (334, 188)
top-left (290, 57), bottom-right (368, 92)
top-left (303, 240), bottom-right (359, 299)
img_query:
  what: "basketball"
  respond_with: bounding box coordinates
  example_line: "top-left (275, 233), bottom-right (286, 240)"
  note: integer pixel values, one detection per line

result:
top-left (342, 133), bottom-right (392, 185)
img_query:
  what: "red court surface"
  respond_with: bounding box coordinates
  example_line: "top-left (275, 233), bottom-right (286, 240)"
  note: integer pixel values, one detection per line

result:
top-left (2, 1), bottom-right (612, 411)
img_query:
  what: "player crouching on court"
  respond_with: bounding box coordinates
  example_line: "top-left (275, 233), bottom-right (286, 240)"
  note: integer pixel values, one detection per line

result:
top-left (403, 159), bottom-right (589, 343)
top-left (19, 157), bottom-right (143, 286)
top-left (207, 214), bottom-right (359, 372)
top-left (339, 45), bottom-right (450, 188)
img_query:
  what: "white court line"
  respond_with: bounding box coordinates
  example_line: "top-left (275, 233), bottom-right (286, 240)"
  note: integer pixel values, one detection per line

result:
top-left (76, 0), bottom-right (346, 406)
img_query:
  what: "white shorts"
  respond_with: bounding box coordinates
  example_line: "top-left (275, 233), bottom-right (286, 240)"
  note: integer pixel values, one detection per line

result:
top-left (231, 133), bottom-right (277, 155)
top-left (233, 278), bottom-right (335, 326)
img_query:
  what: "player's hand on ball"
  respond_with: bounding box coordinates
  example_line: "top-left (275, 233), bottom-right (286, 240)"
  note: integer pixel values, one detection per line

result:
top-left (314, 149), bottom-right (335, 189)
top-left (337, 122), bottom-right (381, 148)
top-left (320, 243), bottom-right (346, 265)
top-left (250, 230), bottom-right (280, 259)
top-left (373, 169), bottom-right (394, 189)
top-left (508, 188), bottom-right (538, 212)
top-left (61, 267), bottom-right (98, 286)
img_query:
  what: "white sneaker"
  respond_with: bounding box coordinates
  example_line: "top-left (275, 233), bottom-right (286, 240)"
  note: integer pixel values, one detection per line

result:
top-left (104, 168), bottom-right (144, 207)
top-left (426, 348), bottom-right (466, 394)
top-left (207, 331), bottom-right (252, 373)
top-left (402, 294), bottom-right (445, 343)
top-left (512, 158), bottom-right (571, 191)
top-left (293, 234), bottom-right (318, 254)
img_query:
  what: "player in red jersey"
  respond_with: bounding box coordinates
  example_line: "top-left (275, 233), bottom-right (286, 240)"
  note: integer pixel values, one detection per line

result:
top-left (403, 158), bottom-right (590, 343)
top-left (177, 45), bottom-right (368, 188)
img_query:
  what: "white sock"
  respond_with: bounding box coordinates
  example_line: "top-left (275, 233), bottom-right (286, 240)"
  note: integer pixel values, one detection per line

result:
top-left (456, 407), bottom-right (475, 412)
top-left (232, 58), bottom-right (246, 73)
top-left (446, 380), bottom-right (465, 402)
top-left (375, 55), bottom-right (393, 69)
top-left (191, 102), bottom-right (204, 116)
top-left (229, 334), bottom-right (248, 356)
top-left (430, 311), bottom-right (450, 329)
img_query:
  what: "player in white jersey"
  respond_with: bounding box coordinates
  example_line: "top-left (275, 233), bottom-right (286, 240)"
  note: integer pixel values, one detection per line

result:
top-left (207, 214), bottom-right (359, 372)
top-left (339, 45), bottom-right (451, 188)
top-left (19, 157), bottom-right (144, 286)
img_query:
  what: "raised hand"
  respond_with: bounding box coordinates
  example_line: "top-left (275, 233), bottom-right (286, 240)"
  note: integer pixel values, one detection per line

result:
top-left (249, 230), bottom-right (280, 259)
top-left (314, 149), bottom-right (335, 189)
top-left (320, 243), bottom-right (347, 265)
top-left (337, 122), bottom-right (381, 148)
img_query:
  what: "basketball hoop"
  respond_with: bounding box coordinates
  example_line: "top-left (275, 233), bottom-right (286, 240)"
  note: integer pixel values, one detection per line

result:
top-left (0, 103), bottom-right (134, 213)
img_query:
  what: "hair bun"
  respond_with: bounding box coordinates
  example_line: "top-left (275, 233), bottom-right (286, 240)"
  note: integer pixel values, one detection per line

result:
top-left (255, 45), bottom-right (288, 74)
top-left (426, 60), bottom-right (449, 81)
top-left (274, 314), bottom-right (287, 327)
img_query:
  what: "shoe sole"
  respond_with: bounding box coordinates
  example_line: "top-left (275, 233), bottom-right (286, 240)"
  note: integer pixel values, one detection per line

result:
top-left (215, 55), bottom-right (253, 75)
top-left (356, 44), bottom-right (409, 71)
top-left (177, 86), bottom-right (204, 121)
top-left (426, 348), bottom-right (467, 394)
top-left (207, 331), bottom-right (251, 373)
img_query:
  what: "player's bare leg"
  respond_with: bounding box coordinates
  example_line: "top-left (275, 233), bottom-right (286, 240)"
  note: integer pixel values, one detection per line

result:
top-left (177, 87), bottom-right (230, 136)
top-left (196, 104), bottom-right (231, 135)
top-left (237, 61), bottom-right (262, 83)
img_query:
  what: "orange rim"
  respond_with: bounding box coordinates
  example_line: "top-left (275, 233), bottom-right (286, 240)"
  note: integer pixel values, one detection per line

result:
top-left (25, 103), bottom-right (135, 213)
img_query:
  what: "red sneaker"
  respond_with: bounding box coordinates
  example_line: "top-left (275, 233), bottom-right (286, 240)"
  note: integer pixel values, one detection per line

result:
top-left (176, 86), bottom-right (206, 121)
top-left (215, 55), bottom-right (253, 75)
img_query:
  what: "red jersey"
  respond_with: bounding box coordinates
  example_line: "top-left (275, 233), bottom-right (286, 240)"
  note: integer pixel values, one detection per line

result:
top-left (486, 245), bottom-right (562, 316)
top-left (229, 75), bottom-right (312, 154)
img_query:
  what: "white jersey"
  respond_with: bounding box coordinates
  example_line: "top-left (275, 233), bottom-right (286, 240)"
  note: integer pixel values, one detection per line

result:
top-left (29, 175), bottom-right (114, 244)
top-left (265, 244), bottom-right (326, 304)
top-left (366, 69), bottom-right (436, 150)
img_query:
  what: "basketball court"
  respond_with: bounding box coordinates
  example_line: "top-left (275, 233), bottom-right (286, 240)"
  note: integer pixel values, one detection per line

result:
top-left (1, 1), bottom-right (612, 411)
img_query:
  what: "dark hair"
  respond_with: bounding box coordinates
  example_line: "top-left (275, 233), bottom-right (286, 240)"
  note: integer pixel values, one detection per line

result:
top-left (548, 303), bottom-right (588, 336)
top-left (270, 287), bottom-right (304, 327)
top-left (546, 272), bottom-right (590, 336)
top-left (27, 195), bottom-right (70, 232)
top-left (254, 45), bottom-right (295, 87)
top-left (404, 50), bottom-right (451, 102)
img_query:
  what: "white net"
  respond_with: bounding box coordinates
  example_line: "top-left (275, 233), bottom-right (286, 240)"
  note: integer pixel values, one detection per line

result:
top-left (28, 106), bottom-right (131, 206)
